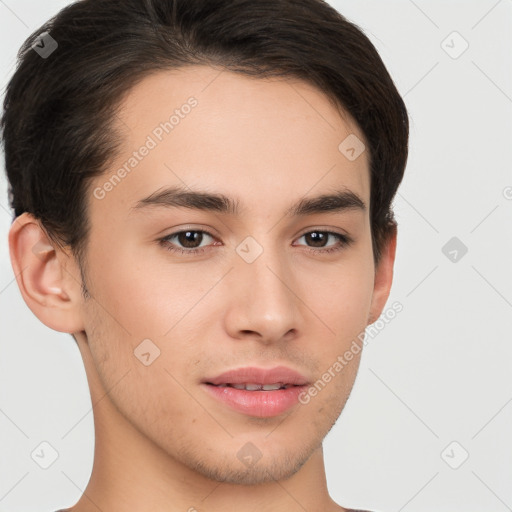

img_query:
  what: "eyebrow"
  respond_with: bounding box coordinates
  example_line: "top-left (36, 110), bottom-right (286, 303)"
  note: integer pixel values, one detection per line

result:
top-left (129, 185), bottom-right (366, 217)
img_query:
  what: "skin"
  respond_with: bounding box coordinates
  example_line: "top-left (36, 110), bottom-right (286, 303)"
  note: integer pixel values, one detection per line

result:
top-left (8, 65), bottom-right (396, 512)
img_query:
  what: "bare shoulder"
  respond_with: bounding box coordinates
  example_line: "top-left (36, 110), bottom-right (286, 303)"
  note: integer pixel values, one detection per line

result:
top-left (329, 502), bottom-right (375, 512)
top-left (332, 506), bottom-right (374, 512)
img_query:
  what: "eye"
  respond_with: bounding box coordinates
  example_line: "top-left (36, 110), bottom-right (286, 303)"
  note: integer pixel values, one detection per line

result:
top-left (294, 230), bottom-right (353, 254)
top-left (159, 229), bottom-right (217, 255)
top-left (158, 228), bottom-right (353, 256)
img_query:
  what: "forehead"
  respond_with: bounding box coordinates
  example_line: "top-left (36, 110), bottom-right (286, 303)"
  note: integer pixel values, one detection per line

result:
top-left (89, 65), bottom-right (370, 220)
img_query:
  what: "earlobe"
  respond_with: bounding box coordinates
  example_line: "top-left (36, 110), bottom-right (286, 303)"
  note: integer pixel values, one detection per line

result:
top-left (8, 212), bottom-right (85, 333)
top-left (367, 226), bottom-right (397, 325)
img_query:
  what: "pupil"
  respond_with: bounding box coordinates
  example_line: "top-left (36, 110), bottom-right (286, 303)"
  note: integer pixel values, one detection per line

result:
top-left (306, 231), bottom-right (326, 247)
top-left (179, 231), bottom-right (201, 248)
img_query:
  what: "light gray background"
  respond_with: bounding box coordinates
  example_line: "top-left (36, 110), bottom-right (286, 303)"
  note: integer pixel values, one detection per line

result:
top-left (1, 1), bottom-right (511, 511)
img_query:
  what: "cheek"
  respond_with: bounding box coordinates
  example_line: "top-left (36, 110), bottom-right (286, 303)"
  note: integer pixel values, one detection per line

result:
top-left (332, 280), bottom-right (373, 334)
top-left (295, 258), bottom-right (373, 378)
top-left (305, 260), bottom-right (374, 332)
top-left (83, 297), bottom-right (200, 426)
top-left (86, 239), bottom-right (218, 340)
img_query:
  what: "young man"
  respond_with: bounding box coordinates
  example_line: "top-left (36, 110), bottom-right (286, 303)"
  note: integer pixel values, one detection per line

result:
top-left (2, 0), bottom-right (408, 510)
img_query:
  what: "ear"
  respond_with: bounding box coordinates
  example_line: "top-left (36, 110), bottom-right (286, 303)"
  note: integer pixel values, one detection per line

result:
top-left (367, 225), bottom-right (397, 325)
top-left (8, 212), bottom-right (86, 334)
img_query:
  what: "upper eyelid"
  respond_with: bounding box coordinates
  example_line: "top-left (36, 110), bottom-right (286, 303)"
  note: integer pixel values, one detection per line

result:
top-left (165, 223), bottom-right (349, 235)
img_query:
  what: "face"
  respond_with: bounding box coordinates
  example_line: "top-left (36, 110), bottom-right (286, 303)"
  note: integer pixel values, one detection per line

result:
top-left (76, 65), bottom-right (386, 485)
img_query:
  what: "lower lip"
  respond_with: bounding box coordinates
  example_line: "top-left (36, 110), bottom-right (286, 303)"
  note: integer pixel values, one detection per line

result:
top-left (201, 383), bottom-right (308, 417)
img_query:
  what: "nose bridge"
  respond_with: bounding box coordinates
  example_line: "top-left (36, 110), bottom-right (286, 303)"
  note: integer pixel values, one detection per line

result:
top-left (229, 234), bottom-right (300, 338)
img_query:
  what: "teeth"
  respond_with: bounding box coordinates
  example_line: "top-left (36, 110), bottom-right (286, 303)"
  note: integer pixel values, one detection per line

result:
top-left (216, 382), bottom-right (287, 390)
top-left (262, 383), bottom-right (284, 391)
top-left (245, 383), bottom-right (262, 391)
top-left (231, 383), bottom-right (251, 390)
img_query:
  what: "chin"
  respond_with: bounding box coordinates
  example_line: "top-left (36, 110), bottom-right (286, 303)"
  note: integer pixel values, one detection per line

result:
top-left (184, 443), bottom-right (313, 485)
top-left (196, 459), bottom-right (306, 485)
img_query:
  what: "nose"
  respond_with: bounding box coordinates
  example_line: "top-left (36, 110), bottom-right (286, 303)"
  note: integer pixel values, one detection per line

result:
top-left (223, 242), bottom-right (303, 345)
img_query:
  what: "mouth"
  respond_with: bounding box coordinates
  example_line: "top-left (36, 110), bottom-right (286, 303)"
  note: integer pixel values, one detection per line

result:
top-left (201, 366), bottom-right (310, 417)
top-left (206, 382), bottom-right (297, 391)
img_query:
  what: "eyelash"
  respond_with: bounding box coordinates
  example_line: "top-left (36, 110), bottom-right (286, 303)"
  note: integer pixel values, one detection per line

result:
top-left (158, 228), bottom-right (353, 256)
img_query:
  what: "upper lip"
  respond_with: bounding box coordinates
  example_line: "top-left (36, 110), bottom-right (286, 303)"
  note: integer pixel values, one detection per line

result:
top-left (203, 365), bottom-right (309, 386)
